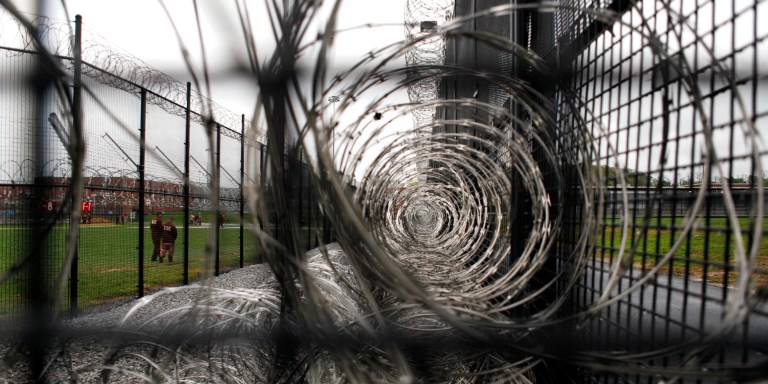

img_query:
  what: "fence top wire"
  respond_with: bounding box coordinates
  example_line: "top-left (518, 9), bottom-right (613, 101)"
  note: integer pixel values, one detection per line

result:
top-left (0, 10), bottom-right (262, 143)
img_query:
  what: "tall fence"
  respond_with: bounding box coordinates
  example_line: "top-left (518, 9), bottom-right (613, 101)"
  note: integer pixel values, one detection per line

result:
top-left (1, 3), bottom-right (767, 382)
top-left (432, 1), bottom-right (767, 379)
top-left (541, 1), bottom-right (768, 381)
top-left (0, 16), bottom-right (329, 318)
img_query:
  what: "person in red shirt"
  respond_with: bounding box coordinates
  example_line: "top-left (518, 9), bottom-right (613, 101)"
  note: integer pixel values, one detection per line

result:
top-left (150, 212), bottom-right (163, 261)
top-left (159, 216), bottom-right (178, 263)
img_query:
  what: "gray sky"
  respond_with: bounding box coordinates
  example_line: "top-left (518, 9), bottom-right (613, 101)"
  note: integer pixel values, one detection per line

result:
top-left (2, 0), bottom-right (415, 181)
top-left (4, 1), bottom-right (762, 180)
top-left (4, 0), bottom-right (409, 115)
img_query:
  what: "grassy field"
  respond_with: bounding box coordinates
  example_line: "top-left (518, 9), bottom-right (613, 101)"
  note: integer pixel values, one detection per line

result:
top-left (5, 213), bottom-right (762, 316)
top-left (597, 217), bottom-right (768, 286)
top-left (0, 213), bottom-right (262, 315)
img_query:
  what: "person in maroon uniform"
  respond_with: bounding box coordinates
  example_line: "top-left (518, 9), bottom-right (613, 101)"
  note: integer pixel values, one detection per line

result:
top-left (159, 216), bottom-right (178, 263)
top-left (150, 212), bottom-right (163, 262)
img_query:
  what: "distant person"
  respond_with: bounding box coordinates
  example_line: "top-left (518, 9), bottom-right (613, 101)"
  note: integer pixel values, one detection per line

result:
top-left (159, 216), bottom-right (178, 263)
top-left (150, 212), bottom-right (164, 262)
top-left (218, 213), bottom-right (225, 228)
top-left (196, 214), bottom-right (202, 226)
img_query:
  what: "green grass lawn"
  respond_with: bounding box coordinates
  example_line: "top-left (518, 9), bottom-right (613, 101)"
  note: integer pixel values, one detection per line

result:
top-left (0, 217), bottom-right (262, 316)
top-left (597, 217), bottom-right (768, 286)
top-left (4, 212), bottom-right (762, 316)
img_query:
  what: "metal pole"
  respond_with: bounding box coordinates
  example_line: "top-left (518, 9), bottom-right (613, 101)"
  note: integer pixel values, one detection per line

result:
top-left (215, 123), bottom-right (221, 276)
top-left (102, 132), bottom-right (138, 167)
top-left (138, 88), bottom-right (147, 298)
top-left (69, 14), bottom-right (83, 317)
top-left (298, 158), bottom-right (303, 249)
top-left (24, 6), bottom-right (57, 379)
top-left (190, 155), bottom-right (212, 179)
top-left (183, 82), bottom-right (191, 284)
top-left (259, 143), bottom-right (265, 234)
top-left (47, 113), bottom-right (70, 152)
top-left (240, 114), bottom-right (245, 268)
top-left (308, 166), bottom-right (312, 247)
top-left (154, 146), bottom-right (184, 178)
top-left (219, 163), bottom-right (240, 187)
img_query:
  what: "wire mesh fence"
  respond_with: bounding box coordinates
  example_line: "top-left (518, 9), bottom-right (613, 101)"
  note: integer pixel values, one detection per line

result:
top-left (0, 15), bottom-right (330, 318)
top-left (548, 0), bottom-right (768, 381)
top-left (1, 1), bottom-right (767, 382)
top-left (435, 0), bottom-right (767, 381)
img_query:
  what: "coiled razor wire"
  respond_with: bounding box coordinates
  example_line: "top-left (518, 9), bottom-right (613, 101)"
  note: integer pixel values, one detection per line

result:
top-left (0, 9), bottom-right (254, 140)
top-left (404, 0), bottom-right (454, 178)
top-left (0, 1), bottom-right (766, 383)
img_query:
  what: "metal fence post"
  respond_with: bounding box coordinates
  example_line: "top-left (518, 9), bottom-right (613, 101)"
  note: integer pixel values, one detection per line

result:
top-left (240, 114), bottom-right (245, 268)
top-left (215, 123), bottom-right (221, 276)
top-left (259, 143), bottom-right (265, 232)
top-left (25, 8), bottom-right (57, 380)
top-left (137, 88), bottom-right (147, 298)
top-left (298, 159), bottom-right (303, 249)
top-left (69, 14), bottom-right (83, 317)
top-left (183, 82), bottom-right (191, 285)
top-left (307, 166), bottom-right (312, 248)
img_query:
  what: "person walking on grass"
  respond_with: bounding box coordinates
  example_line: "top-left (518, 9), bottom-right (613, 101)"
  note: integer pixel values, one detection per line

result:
top-left (150, 212), bottom-right (163, 262)
top-left (159, 216), bottom-right (178, 263)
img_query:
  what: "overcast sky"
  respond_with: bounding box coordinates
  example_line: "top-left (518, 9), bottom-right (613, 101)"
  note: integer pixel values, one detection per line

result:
top-left (4, 1), bottom-right (762, 180)
top-left (4, 0), bottom-right (409, 115)
top-left (0, 0), bottom-right (416, 182)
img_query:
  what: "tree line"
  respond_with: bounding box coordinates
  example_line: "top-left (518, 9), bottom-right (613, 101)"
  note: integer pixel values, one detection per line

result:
top-left (594, 166), bottom-right (768, 187)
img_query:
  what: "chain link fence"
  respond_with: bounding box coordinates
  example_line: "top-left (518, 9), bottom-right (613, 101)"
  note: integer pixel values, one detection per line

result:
top-left (0, 15), bottom-right (330, 318)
